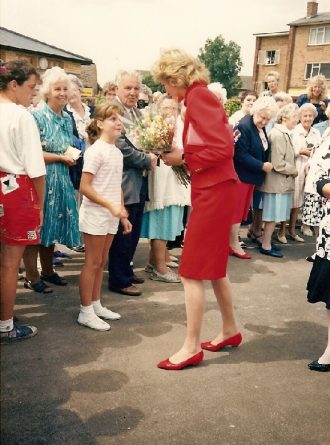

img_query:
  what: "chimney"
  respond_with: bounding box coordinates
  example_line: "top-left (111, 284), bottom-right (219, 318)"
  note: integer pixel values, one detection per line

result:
top-left (307, 1), bottom-right (318, 18)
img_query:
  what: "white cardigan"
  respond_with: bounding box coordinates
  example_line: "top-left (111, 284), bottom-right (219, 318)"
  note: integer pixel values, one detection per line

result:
top-left (145, 159), bottom-right (191, 211)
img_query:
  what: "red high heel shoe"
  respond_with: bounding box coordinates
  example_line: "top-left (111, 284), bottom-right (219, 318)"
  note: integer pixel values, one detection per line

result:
top-left (201, 333), bottom-right (242, 352)
top-left (157, 351), bottom-right (204, 370)
top-left (229, 247), bottom-right (252, 259)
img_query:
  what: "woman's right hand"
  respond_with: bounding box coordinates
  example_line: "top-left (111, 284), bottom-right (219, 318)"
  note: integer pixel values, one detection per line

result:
top-left (60, 154), bottom-right (76, 166)
top-left (262, 162), bottom-right (273, 173)
top-left (108, 202), bottom-right (128, 219)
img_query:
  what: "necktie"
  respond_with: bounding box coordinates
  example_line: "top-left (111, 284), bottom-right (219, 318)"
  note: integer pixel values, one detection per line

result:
top-left (129, 109), bottom-right (136, 123)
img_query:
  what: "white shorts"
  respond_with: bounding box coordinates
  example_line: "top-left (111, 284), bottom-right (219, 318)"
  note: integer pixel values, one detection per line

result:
top-left (79, 204), bottom-right (119, 235)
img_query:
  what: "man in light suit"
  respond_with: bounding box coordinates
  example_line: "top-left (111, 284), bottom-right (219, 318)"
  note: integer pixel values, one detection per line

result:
top-left (108, 70), bottom-right (157, 296)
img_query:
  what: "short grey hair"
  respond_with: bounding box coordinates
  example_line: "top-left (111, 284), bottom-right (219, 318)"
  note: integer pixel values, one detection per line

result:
top-left (273, 92), bottom-right (292, 105)
top-left (207, 82), bottom-right (227, 103)
top-left (39, 66), bottom-right (69, 101)
top-left (67, 74), bottom-right (83, 92)
top-left (140, 84), bottom-right (152, 100)
top-left (298, 102), bottom-right (317, 118)
top-left (276, 103), bottom-right (298, 124)
top-left (115, 70), bottom-right (141, 86)
top-left (250, 96), bottom-right (278, 119)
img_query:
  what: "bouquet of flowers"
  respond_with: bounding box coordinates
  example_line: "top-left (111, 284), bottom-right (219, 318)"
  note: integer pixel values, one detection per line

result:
top-left (130, 111), bottom-right (190, 187)
top-left (131, 111), bottom-right (175, 154)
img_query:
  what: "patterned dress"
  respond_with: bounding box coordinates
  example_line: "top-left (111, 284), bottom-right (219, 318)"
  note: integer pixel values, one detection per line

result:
top-left (33, 104), bottom-right (80, 248)
top-left (307, 138), bottom-right (330, 308)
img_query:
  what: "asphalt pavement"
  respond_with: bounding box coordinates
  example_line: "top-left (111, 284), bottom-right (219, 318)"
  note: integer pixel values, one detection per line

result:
top-left (1, 231), bottom-right (329, 445)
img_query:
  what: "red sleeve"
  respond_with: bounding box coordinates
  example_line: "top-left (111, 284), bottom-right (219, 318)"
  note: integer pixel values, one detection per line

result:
top-left (184, 87), bottom-right (234, 171)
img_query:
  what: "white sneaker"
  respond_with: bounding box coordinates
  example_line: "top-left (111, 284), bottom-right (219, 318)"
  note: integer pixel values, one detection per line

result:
top-left (166, 261), bottom-right (179, 268)
top-left (150, 269), bottom-right (181, 283)
top-left (94, 305), bottom-right (121, 320)
top-left (77, 312), bottom-right (111, 331)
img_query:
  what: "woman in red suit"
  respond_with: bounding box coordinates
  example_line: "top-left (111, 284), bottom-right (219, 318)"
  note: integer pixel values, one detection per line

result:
top-left (153, 49), bottom-right (242, 370)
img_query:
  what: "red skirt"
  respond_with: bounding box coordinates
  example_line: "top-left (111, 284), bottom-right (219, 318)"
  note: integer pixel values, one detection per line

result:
top-left (179, 179), bottom-right (238, 280)
top-left (232, 181), bottom-right (254, 224)
top-left (0, 172), bottom-right (41, 245)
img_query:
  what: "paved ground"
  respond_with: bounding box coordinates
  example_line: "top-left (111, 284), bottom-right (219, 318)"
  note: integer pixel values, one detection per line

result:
top-left (1, 232), bottom-right (330, 445)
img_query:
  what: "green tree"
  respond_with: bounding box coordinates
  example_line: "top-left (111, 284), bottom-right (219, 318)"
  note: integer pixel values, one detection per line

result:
top-left (142, 74), bottom-right (165, 93)
top-left (199, 35), bottom-right (242, 97)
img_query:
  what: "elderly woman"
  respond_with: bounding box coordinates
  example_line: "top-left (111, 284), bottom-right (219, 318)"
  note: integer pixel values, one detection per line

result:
top-left (278, 103), bottom-right (321, 243)
top-left (207, 82), bottom-right (227, 105)
top-left (229, 90), bottom-right (257, 127)
top-left (230, 97), bottom-right (276, 258)
top-left (137, 84), bottom-right (152, 109)
top-left (296, 75), bottom-right (329, 126)
top-left (23, 67), bottom-right (80, 292)
top-left (65, 75), bottom-right (94, 189)
top-left (102, 81), bottom-right (117, 103)
top-left (153, 49), bottom-right (241, 370)
top-left (306, 134), bottom-right (330, 372)
top-left (260, 103), bottom-right (299, 257)
top-left (140, 95), bottom-right (190, 283)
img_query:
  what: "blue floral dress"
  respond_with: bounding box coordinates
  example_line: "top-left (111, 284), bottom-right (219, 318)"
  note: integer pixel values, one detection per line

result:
top-left (33, 104), bottom-right (80, 248)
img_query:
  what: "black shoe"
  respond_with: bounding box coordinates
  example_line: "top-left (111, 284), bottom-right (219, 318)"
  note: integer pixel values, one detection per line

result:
top-left (308, 360), bottom-right (330, 372)
top-left (132, 274), bottom-right (145, 284)
top-left (306, 253), bottom-right (316, 263)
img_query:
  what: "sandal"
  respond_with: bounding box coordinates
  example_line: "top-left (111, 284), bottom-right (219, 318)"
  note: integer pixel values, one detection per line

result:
top-left (40, 273), bottom-right (68, 286)
top-left (24, 279), bottom-right (54, 294)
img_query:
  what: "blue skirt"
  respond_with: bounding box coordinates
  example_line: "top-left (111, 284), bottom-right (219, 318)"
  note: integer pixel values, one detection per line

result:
top-left (262, 192), bottom-right (292, 222)
top-left (140, 205), bottom-right (184, 241)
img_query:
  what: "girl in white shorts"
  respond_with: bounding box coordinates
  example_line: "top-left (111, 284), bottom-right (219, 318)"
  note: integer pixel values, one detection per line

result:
top-left (78, 104), bottom-right (132, 331)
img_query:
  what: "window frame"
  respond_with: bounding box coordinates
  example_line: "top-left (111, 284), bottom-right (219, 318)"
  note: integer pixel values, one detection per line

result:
top-left (304, 62), bottom-right (330, 80)
top-left (309, 26), bottom-right (330, 45)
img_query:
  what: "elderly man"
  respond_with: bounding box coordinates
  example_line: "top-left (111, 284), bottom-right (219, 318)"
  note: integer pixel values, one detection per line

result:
top-left (108, 70), bottom-right (157, 296)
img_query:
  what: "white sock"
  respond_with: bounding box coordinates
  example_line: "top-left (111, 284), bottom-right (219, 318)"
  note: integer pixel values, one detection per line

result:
top-left (92, 300), bottom-right (103, 310)
top-left (0, 318), bottom-right (14, 332)
top-left (79, 304), bottom-right (94, 315)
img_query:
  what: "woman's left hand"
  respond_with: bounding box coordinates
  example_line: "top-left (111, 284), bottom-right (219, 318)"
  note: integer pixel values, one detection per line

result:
top-left (161, 148), bottom-right (183, 166)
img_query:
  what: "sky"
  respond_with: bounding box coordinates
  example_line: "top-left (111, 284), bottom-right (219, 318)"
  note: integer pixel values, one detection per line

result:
top-left (1, 0), bottom-right (329, 86)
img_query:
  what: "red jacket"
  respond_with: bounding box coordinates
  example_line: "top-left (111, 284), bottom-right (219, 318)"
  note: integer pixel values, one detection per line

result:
top-left (183, 82), bottom-right (238, 188)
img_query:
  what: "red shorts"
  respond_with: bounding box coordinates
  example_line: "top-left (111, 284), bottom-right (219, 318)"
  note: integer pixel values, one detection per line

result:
top-left (232, 181), bottom-right (254, 224)
top-left (0, 172), bottom-right (41, 245)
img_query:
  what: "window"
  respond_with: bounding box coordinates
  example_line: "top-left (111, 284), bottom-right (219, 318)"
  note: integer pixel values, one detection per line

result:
top-left (305, 63), bottom-right (330, 79)
top-left (309, 26), bottom-right (330, 45)
top-left (257, 50), bottom-right (280, 65)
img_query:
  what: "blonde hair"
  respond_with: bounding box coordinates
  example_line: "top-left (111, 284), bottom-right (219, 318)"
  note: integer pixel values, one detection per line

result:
top-left (276, 103), bottom-right (298, 124)
top-left (152, 48), bottom-right (210, 88)
top-left (306, 75), bottom-right (328, 101)
top-left (265, 71), bottom-right (280, 82)
top-left (250, 96), bottom-right (278, 119)
top-left (87, 103), bottom-right (122, 144)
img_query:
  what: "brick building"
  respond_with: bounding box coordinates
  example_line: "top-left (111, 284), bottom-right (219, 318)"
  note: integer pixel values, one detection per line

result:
top-left (0, 27), bottom-right (98, 96)
top-left (253, 1), bottom-right (330, 97)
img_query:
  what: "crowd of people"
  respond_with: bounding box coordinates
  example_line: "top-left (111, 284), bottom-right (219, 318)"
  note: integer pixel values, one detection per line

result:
top-left (0, 57), bottom-right (329, 372)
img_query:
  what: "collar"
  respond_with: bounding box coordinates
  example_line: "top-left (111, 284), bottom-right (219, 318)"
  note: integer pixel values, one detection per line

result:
top-left (184, 81), bottom-right (207, 106)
